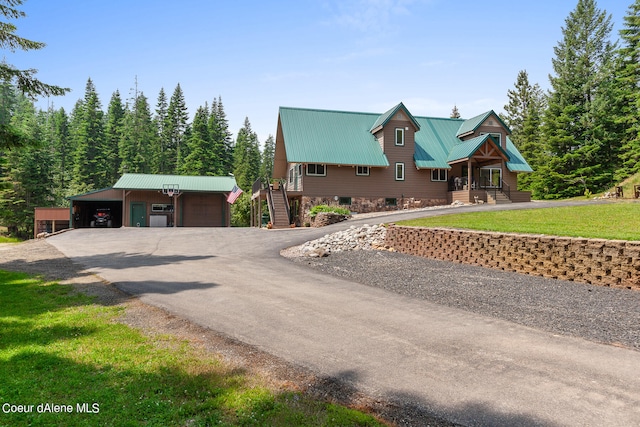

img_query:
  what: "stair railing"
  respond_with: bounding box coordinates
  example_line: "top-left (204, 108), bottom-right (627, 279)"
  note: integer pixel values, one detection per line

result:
top-left (266, 183), bottom-right (275, 225)
top-left (279, 179), bottom-right (291, 225)
top-left (501, 180), bottom-right (511, 199)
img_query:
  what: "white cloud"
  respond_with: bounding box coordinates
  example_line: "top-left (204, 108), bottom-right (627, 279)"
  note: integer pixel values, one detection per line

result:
top-left (323, 0), bottom-right (430, 33)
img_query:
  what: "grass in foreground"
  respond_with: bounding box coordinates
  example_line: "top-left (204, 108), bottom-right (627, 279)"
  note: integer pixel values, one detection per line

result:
top-left (397, 201), bottom-right (640, 241)
top-left (0, 235), bottom-right (20, 243)
top-left (0, 270), bottom-right (384, 427)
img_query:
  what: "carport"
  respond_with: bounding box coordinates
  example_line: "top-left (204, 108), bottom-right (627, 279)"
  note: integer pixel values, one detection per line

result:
top-left (69, 188), bottom-right (123, 228)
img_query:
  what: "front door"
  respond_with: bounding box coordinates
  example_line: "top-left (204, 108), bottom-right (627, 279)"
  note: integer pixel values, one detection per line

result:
top-left (130, 203), bottom-right (146, 227)
top-left (480, 167), bottom-right (502, 188)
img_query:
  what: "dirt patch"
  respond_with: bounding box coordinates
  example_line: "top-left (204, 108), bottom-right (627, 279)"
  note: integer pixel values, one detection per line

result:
top-left (0, 239), bottom-right (457, 427)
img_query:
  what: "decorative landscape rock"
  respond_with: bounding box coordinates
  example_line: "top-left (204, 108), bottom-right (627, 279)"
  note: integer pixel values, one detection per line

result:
top-left (312, 212), bottom-right (351, 227)
top-left (299, 224), bottom-right (389, 256)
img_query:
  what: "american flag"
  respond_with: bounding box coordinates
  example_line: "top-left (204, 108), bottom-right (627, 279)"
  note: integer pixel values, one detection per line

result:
top-left (226, 185), bottom-right (243, 204)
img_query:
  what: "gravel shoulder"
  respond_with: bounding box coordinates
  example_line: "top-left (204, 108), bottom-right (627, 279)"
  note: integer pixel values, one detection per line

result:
top-left (284, 247), bottom-right (640, 351)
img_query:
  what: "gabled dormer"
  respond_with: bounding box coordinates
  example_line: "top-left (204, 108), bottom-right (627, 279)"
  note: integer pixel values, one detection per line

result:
top-left (456, 110), bottom-right (510, 150)
top-left (370, 102), bottom-right (421, 153)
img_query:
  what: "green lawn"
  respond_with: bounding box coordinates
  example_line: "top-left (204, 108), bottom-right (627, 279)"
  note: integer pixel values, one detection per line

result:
top-left (0, 270), bottom-right (384, 427)
top-left (397, 202), bottom-right (640, 241)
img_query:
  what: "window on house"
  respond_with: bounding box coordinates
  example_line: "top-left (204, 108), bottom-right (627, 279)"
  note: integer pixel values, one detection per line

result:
top-left (289, 168), bottom-right (293, 183)
top-left (338, 197), bottom-right (352, 205)
top-left (306, 164), bottom-right (326, 176)
top-left (395, 163), bottom-right (405, 181)
top-left (431, 169), bottom-right (447, 182)
top-left (356, 166), bottom-right (370, 176)
top-left (385, 198), bottom-right (397, 206)
top-left (481, 132), bottom-right (502, 144)
top-left (395, 128), bottom-right (404, 146)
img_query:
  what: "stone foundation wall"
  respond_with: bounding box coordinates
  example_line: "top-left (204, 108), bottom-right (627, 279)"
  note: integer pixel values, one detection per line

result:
top-left (384, 225), bottom-right (640, 290)
top-left (299, 196), bottom-right (446, 226)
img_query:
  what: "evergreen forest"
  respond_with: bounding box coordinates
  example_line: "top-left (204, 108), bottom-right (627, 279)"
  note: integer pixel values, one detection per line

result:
top-left (1, 0), bottom-right (640, 237)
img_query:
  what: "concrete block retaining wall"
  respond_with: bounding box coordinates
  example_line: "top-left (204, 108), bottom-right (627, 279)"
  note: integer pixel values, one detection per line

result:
top-left (384, 225), bottom-right (640, 290)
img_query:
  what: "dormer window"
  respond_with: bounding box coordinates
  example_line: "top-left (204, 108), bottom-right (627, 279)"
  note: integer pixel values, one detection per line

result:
top-left (395, 128), bottom-right (405, 146)
top-left (481, 132), bottom-right (501, 144)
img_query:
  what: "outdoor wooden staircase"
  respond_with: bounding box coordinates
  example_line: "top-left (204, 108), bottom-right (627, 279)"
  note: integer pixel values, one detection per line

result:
top-left (267, 185), bottom-right (291, 229)
top-left (486, 190), bottom-right (512, 204)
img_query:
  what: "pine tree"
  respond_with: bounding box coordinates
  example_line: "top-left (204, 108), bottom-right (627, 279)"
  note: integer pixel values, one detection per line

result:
top-left (260, 134), bottom-right (275, 180)
top-left (501, 70), bottom-right (545, 145)
top-left (166, 83), bottom-right (188, 173)
top-left (501, 70), bottom-right (546, 193)
top-left (0, 95), bottom-right (54, 237)
top-left (181, 104), bottom-right (216, 175)
top-left (614, 0), bottom-right (640, 179)
top-left (120, 92), bottom-right (155, 174)
top-left (0, 0), bottom-right (69, 103)
top-left (70, 78), bottom-right (105, 193)
top-left (209, 96), bottom-right (234, 175)
top-left (449, 105), bottom-right (461, 119)
top-left (104, 90), bottom-right (125, 184)
top-left (50, 107), bottom-right (71, 199)
top-left (542, 0), bottom-right (617, 198)
top-left (233, 117), bottom-right (261, 191)
top-left (152, 87), bottom-right (170, 174)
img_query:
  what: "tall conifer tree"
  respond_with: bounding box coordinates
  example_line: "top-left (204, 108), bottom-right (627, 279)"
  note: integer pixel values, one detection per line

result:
top-left (166, 83), bottom-right (188, 173)
top-left (260, 135), bottom-right (275, 180)
top-left (614, 0), bottom-right (640, 179)
top-left (104, 90), bottom-right (125, 184)
top-left (542, 0), bottom-right (617, 198)
top-left (153, 88), bottom-right (170, 174)
top-left (233, 117), bottom-right (261, 191)
top-left (71, 78), bottom-right (105, 192)
top-left (181, 104), bottom-right (216, 175)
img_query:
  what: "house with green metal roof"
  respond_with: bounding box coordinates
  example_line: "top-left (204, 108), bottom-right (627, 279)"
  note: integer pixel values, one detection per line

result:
top-left (254, 102), bottom-right (532, 227)
top-left (68, 173), bottom-right (238, 228)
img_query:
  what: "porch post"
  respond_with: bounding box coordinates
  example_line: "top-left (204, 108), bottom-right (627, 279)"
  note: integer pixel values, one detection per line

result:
top-left (467, 159), bottom-right (472, 190)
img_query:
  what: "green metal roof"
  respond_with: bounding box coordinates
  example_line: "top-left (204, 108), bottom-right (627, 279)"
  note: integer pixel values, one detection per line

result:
top-left (113, 174), bottom-right (238, 192)
top-left (447, 134), bottom-right (509, 163)
top-left (505, 137), bottom-right (534, 172)
top-left (456, 110), bottom-right (511, 137)
top-left (278, 107), bottom-right (389, 167)
top-left (369, 102), bottom-right (420, 133)
top-left (414, 116), bottom-right (465, 169)
top-left (278, 105), bottom-right (532, 173)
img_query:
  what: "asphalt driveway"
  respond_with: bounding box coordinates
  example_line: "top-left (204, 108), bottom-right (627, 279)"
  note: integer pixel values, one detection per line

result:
top-left (47, 201), bottom-right (640, 426)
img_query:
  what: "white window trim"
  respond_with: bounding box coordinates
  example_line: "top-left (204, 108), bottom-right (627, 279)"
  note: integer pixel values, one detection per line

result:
top-left (395, 162), bottom-right (405, 181)
top-left (306, 163), bottom-right (326, 176)
top-left (356, 166), bottom-right (370, 176)
top-left (395, 128), bottom-right (405, 146)
top-left (431, 169), bottom-right (447, 182)
top-left (481, 132), bottom-right (502, 145)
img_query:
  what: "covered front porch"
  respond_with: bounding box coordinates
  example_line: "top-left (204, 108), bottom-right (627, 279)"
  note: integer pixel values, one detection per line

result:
top-left (443, 133), bottom-right (531, 204)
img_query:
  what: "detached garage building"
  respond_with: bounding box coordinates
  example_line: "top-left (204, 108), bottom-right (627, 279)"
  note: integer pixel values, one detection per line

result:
top-left (69, 173), bottom-right (238, 228)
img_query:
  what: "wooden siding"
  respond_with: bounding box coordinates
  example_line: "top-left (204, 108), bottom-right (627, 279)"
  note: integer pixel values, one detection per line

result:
top-left (300, 164), bottom-right (449, 200)
top-left (273, 116), bottom-right (288, 179)
top-left (72, 188), bottom-right (122, 201)
top-left (123, 191), bottom-right (227, 227)
top-left (473, 119), bottom-right (508, 151)
top-left (34, 207), bottom-right (69, 221)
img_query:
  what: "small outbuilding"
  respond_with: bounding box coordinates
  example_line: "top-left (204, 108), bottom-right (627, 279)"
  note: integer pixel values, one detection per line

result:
top-left (67, 173), bottom-right (238, 228)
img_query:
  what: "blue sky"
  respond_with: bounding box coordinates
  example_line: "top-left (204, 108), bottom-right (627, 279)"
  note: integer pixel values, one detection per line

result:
top-left (8, 0), bottom-right (630, 144)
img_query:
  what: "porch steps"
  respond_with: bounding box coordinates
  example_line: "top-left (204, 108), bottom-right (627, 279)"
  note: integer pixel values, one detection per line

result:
top-left (487, 191), bottom-right (512, 205)
top-left (269, 190), bottom-right (291, 229)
